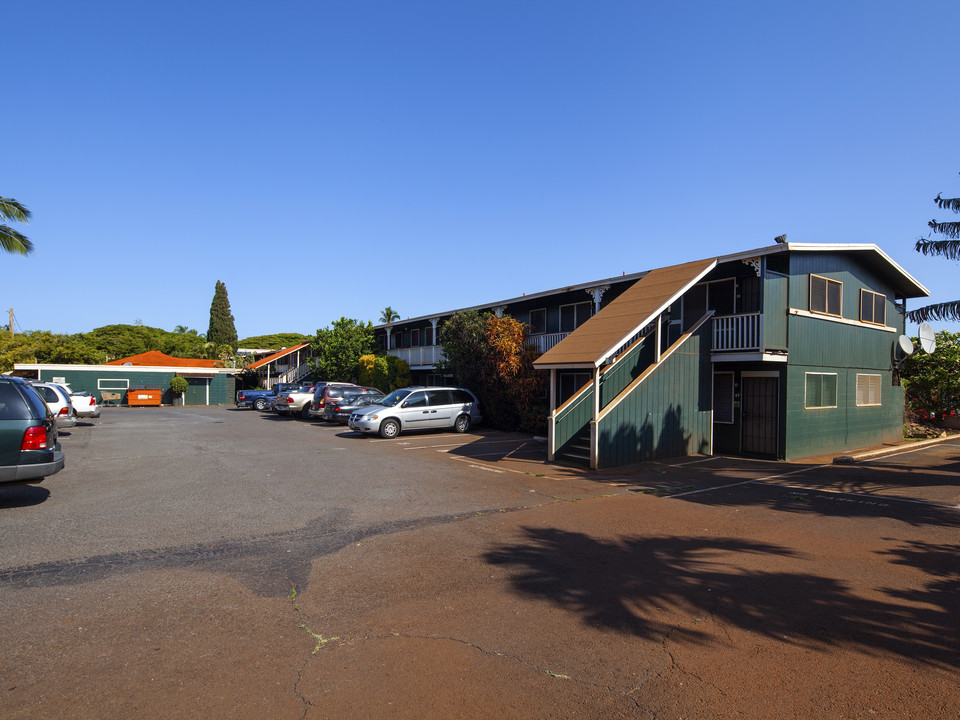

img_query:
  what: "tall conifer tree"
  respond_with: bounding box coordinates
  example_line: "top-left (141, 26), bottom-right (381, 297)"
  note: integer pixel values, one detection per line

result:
top-left (207, 280), bottom-right (238, 351)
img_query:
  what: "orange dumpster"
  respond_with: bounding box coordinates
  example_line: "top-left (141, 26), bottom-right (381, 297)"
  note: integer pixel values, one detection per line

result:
top-left (127, 388), bottom-right (163, 406)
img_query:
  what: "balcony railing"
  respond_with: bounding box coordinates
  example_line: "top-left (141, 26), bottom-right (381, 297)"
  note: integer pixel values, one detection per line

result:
top-left (389, 345), bottom-right (443, 367)
top-left (713, 312), bottom-right (761, 351)
top-left (527, 332), bottom-right (570, 354)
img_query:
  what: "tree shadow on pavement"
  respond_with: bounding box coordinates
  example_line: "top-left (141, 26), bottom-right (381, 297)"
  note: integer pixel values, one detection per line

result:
top-left (484, 528), bottom-right (960, 668)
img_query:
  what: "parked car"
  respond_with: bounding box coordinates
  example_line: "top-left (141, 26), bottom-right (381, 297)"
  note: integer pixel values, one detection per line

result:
top-left (274, 384), bottom-right (317, 418)
top-left (0, 376), bottom-right (65, 485)
top-left (69, 391), bottom-right (101, 419)
top-left (236, 382), bottom-right (303, 411)
top-left (322, 392), bottom-right (385, 424)
top-left (348, 386), bottom-right (482, 438)
top-left (29, 382), bottom-right (77, 429)
top-left (311, 384), bottom-right (382, 420)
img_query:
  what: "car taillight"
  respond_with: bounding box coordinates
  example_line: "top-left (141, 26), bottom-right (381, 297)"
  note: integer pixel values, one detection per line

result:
top-left (21, 426), bottom-right (48, 450)
top-left (57, 407), bottom-right (69, 416)
top-left (333, 405), bottom-right (342, 412)
top-left (88, 396), bottom-right (96, 406)
top-left (286, 397), bottom-right (294, 404)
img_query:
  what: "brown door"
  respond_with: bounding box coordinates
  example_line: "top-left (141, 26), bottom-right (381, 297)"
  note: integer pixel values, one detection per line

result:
top-left (741, 376), bottom-right (779, 456)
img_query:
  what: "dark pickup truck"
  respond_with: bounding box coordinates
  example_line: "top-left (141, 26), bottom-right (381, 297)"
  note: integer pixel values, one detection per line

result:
top-left (236, 383), bottom-right (304, 411)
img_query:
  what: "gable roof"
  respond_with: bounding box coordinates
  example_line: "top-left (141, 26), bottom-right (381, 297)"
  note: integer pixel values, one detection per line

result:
top-left (533, 258), bottom-right (717, 369)
top-left (247, 343), bottom-right (311, 370)
top-left (106, 351), bottom-right (220, 368)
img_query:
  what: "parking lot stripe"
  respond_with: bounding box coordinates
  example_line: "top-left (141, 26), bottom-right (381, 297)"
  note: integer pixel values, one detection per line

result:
top-left (753, 479), bottom-right (960, 510)
top-left (664, 465), bottom-right (830, 499)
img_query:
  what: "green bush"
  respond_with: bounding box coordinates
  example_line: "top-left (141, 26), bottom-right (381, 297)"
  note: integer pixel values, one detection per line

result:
top-left (169, 376), bottom-right (189, 396)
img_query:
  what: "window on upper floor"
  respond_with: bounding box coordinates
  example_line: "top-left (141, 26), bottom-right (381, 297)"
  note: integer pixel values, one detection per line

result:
top-left (529, 308), bottom-right (546, 335)
top-left (805, 372), bottom-right (838, 409)
top-left (860, 289), bottom-right (886, 326)
top-left (856, 374), bottom-right (882, 406)
top-left (560, 302), bottom-right (592, 333)
top-left (411, 328), bottom-right (420, 347)
top-left (810, 274), bottom-right (842, 317)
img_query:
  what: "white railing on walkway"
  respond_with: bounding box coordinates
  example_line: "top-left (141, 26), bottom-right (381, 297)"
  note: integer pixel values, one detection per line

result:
top-left (713, 313), bottom-right (762, 351)
top-left (527, 332), bottom-right (570, 354)
top-left (389, 345), bottom-right (444, 367)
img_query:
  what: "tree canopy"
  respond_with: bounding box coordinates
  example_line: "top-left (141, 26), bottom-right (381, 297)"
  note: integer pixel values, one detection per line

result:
top-left (207, 280), bottom-right (238, 351)
top-left (439, 311), bottom-right (547, 433)
top-left (908, 174), bottom-right (960, 323)
top-left (901, 330), bottom-right (960, 420)
top-left (309, 317), bottom-right (376, 382)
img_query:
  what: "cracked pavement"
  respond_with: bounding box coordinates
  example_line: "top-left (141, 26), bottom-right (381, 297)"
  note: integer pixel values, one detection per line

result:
top-left (1, 408), bottom-right (958, 718)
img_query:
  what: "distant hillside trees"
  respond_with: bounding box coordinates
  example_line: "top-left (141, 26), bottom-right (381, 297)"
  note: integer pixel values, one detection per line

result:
top-left (238, 333), bottom-right (312, 350)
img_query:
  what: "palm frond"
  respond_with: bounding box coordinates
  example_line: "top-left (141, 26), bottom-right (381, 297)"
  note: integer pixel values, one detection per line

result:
top-left (934, 193), bottom-right (960, 213)
top-left (928, 219), bottom-right (960, 239)
top-left (906, 300), bottom-right (960, 324)
top-left (0, 197), bottom-right (31, 223)
top-left (0, 225), bottom-right (34, 255)
top-left (915, 237), bottom-right (960, 259)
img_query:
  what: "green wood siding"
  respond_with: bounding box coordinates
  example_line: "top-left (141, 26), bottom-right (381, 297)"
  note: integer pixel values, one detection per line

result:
top-left (763, 271), bottom-right (788, 351)
top-left (597, 325), bottom-right (712, 468)
top-left (553, 383), bottom-right (594, 454)
top-left (599, 335), bottom-right (655, 408)
top-left (36, 368), bottom-right (235, 406)
top-left (784, 365), bottom-right (903, 459)
top-left (788, 252), bottom-right (899, 329)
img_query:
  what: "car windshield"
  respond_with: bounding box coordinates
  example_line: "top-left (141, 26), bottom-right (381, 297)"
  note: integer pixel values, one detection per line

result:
top-left (377, 389), bottom-right (412, 407)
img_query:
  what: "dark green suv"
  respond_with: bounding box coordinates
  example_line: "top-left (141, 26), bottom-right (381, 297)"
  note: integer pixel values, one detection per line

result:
top-left (0, 376), bottom-right (65, 485)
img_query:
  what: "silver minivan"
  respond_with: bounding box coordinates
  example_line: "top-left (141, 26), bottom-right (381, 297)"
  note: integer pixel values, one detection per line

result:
top-left (348, 386), bottom-right (482, 438)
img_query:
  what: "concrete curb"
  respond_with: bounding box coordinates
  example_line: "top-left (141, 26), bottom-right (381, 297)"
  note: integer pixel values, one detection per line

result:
top-left (833, 432), bottom-right (959, 464)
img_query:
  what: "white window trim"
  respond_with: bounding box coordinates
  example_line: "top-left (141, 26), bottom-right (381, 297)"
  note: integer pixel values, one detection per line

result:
top-left (804, 372), bottom-right (838, 409)
top-left (98, 378), bottom-right (130, 390)
top-left (856, 373), bottom-right (882, 407)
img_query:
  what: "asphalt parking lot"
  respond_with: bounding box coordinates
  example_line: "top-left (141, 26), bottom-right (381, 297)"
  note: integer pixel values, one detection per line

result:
top-left (1, 407), bottom-right (958, 719)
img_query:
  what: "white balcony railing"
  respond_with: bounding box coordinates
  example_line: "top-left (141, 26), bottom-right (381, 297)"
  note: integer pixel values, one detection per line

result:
top-left (713, 313), bottom-right (762, 351)
top-left (390, 345), bottom-right (444, 368)
top-left (527, 332), bottom-right (570, 354)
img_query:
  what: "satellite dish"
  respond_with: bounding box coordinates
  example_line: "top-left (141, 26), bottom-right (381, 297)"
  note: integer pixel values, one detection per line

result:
top-left (123, 362), bottom-right (134, 366)
top-left (918, 323), bottom-right (937, 354)
top-left (897, 335), bottom-right (915, 356)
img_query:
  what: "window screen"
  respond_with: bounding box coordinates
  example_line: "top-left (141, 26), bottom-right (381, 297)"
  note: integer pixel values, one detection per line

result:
top-left (860, 290), bottom-right (886, 325)
top-left (810, 275), bottom-right (842, 316)
top-left (805, 373), bottom-right (838, 409)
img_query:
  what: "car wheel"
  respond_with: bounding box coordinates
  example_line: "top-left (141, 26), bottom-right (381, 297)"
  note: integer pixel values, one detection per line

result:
top-left (379, 418), bottom-right (401, 439)
top-left (454, 414), bottom-right (471, 433)
top-left (300, 405), bottom-right (312, 420)
top-left (254, 398), bottom-right (267, 411)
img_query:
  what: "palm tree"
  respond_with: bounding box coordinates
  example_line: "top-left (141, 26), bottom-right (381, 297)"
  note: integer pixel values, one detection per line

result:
top-left (908, 176), bottom-right (960, 323)
top-left (1, 196), bottom-right (33, 256)
top-left (379, 307), bottom-right (400, 324)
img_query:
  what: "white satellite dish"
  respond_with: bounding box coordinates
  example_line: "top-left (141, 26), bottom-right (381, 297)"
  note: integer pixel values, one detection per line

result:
top-left (897, 335), bottom-right (915, 356)
top-left (918, 323), bottom-right (937, 354)
top-left (123, 362), bottom-right (134, 366)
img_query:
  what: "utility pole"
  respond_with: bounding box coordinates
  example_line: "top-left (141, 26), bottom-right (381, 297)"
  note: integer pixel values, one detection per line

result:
top-left (8, 308), bottom-right (13, 337)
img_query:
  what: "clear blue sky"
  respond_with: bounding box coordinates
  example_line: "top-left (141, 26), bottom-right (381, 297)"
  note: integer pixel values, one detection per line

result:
top-left (5, 1), bottom-right (959, 340)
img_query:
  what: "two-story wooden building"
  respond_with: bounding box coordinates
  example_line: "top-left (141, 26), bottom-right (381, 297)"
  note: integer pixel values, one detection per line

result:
top-left (373, 242), bottom-right (928, 467)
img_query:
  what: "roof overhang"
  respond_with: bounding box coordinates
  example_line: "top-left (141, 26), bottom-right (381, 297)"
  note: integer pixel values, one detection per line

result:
top-left (534, 258), bottom-right (717, 369)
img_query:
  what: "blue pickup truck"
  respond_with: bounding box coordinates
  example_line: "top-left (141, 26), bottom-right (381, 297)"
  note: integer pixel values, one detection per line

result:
top-left (236, 383), bottom-right (304, 411)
